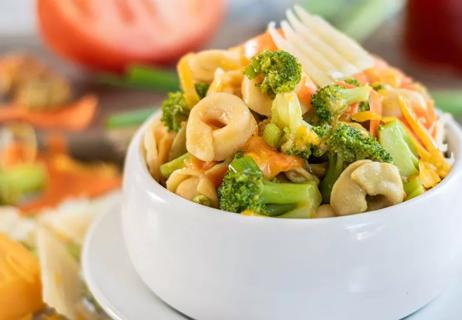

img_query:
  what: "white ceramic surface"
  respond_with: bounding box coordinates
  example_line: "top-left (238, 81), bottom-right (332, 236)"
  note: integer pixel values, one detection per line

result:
top-left (82, 206), bottom-right (186, 320)
top-left (121, 115), bottom-right (462, 320)
top-left (83, 206), bottom-right (462, 320)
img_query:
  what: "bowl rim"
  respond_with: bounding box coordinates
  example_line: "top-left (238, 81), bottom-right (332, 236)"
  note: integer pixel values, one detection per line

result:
top-left (126, 111), bottom-right (462, 225)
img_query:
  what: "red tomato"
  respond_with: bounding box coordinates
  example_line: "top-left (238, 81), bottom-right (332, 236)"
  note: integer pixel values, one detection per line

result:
top-left (37, 0), bottom-right (226, 71)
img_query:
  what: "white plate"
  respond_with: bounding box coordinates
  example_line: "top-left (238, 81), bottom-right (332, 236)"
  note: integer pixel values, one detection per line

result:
top-left (82, 207), bottom-right (188, 320)
top-left (82, 208), bottom-right (462, 320)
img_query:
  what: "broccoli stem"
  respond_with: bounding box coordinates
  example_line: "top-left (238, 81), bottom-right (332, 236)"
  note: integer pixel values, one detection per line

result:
top-left (378, 120), bottom-right (418, 178)
top-left (263, 123), bottom-right (282, 148)
top-left (404, 175), bottom-right (425, 200)
top-left (341, 86), bottom-right (372, 106)
top-left (320, 153), bottom-right (344, 202)
top-left (265, 204), bottom-right (297, 216)
top-left (260, 180), bottom-right (317, 205)
top-left (159, 153), bottom-right (190, 178)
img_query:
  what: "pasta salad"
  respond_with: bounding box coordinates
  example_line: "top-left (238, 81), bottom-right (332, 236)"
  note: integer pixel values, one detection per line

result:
top-left (143, 7), bottom-right (452, 218)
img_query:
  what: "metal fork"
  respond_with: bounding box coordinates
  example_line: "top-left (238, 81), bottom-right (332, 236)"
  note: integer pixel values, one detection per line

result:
top-left (268, 5), bottom-right (374, 87)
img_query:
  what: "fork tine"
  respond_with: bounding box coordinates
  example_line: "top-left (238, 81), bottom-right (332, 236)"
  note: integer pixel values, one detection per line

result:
top-left (293, 5), bottom-right (373, 71)
top-left (286, 9), bottom-right (358, 78)
top-left (281, 20), bottom-right (338, 79)
top-left (268, 23), bottom-right (333, 86)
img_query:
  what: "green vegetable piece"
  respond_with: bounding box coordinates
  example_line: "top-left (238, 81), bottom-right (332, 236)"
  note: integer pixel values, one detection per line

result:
top-left (105, 108), bottom-right (154, 129)
top-left (244, 50), bottom-right (302, 98)
top-left (326, 123), bottom-right (393, 163)
top-left (404, 175), bottom-right (425, 200)
top-left (194, 82), bottom-right (210, 99)
top-left (263, 123), bottom-right (282, 148)
top-left (98, 65), bottom-right (179, 91)
top-left (192, 194), bottom-right (212, 207)
top-left (317, 123), bottom-right (393, 202)
top-left (319, 153), bottom-right (344, 203)
top-left (312, 84), bottom-right (371, 124)
top-left (271, 92), bottom-right (318, 159)
top-left (218, 156), bottom-right (321, 217)
top-left (358, 101), bottom-right (370, 112)
top-left (159, 153), bottom-right (190, 178)
top-left (378, 120), bottom-right (418, 178)
top-left (0, 164), bottom-right (47, 205)
top-left (161, 92), bottom-right (190, 132)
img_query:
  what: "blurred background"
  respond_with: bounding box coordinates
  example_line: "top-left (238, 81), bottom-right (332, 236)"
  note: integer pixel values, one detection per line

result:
top-left (1, 0), bottom-right (461, 165)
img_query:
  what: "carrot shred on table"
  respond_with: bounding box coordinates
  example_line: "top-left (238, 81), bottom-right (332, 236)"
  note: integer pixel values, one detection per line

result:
top-left (0, 95), bottom-right (97, 131)
top-left (19, 135), bottom-right (121, 214)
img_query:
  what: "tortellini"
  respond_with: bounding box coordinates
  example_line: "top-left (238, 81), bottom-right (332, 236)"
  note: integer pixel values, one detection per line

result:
top-left (166, 168), bottom-right (218, 207)
top-left (331, 160), bottom-right (405, 216)
top-left (186, 93), bottom-right (257, 162)
top-left (241, 77), bottom-right (273, 116)
top-left (189, 50), bottom-right (243, 83)
top-left (208, 68), bottom-right (243, 97)
top-left (143, 119), bottom-right (175, 181)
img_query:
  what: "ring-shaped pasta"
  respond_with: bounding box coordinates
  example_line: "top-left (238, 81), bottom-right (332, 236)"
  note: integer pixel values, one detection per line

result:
top-left (241, 77), bottom-right (273, 116)
top-left (186, 93), bottom-right (257, 162)
top-left (189, 50), bottom-right (243, 83)
top-left (166, 168), bottom-right (218, 207)
top-left (143, 119), bottom-right (175, 181)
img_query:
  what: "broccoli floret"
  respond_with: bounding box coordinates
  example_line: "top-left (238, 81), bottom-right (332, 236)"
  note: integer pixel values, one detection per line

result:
top-left (160, 91), bottom-right (189, 132)
top-left (194, 82), bottom-right (209, 99)
top-left (269, 92), bottom-right (320, 159)
top-left (218, 156), bottom-right (320, 216)
top-left (327, 123), bottom-right (393, 163)
top-left (244, 50), bottom-right (302, 98)
top-left (312, 84), bottom-right (371, 124)
top-left (317, 123), bottom-right (393, 202)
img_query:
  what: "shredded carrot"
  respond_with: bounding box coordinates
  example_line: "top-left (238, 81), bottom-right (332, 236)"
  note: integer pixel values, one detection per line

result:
top-left (177, 54), bottom-right (199, 107)
top-left (381, 116), bottom-right (398, 123)
top-left (19, 136), bottom-right (121, 214)
top-left (243, 136), bottom-right (303, 179)
top-left (0, 142), bottom-right (35, 167)
top-left (185, 156), bottom-right (216, 172)
top-left (363, 57), bottom-right (413, 88)
top-left (297, 76), bottom-right (317, 108)
top-left (398, 97), bottom-right (450, 177)
top-left (241, 32), bottom-right (278, 59)
top-left (419, 160), bottom-right (441, 188)
top-left (0, 95), bottom-right (97, 131)
top-left (368, 90), bottom-right (383, 137)
top-left (351, 111), bottom-right (382, 122)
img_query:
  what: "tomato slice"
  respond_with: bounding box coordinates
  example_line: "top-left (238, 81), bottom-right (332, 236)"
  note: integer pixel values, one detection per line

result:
top-left (37, 0), bottom-right (226, 71)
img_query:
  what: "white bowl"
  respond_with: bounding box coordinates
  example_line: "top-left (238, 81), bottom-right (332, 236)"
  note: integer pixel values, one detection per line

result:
top-left (121, 115), bottom-right (462, 320)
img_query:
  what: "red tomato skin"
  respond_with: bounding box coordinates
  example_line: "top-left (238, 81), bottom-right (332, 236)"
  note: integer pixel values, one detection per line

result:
top-left (37, 0), bottom-right (227, 71)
